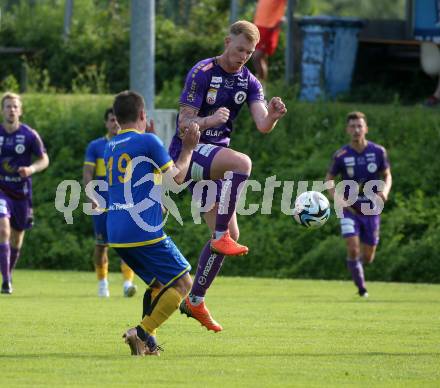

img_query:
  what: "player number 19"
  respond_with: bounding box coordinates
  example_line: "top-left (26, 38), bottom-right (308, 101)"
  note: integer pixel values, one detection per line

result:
top-left (106, 153), bottom-right (132, 185)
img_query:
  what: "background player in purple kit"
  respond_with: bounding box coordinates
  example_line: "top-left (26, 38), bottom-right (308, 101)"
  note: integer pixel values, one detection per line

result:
top-left (83, 108), bottom-right (137, 298)
top-left (325, 111), bottom-right (392, 297)
top-left (169, 20), bottom-right (287, 331)
top-left (0, 92), bottom-right (49, 294)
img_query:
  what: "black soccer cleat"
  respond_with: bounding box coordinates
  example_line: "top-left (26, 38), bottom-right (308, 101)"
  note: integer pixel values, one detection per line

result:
top-left (1, 281), bottom-right (12, 294)
top-left (358, 287), bottom-right (369, 298)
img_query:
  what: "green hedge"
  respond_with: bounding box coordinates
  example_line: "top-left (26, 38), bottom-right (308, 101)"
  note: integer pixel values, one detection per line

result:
top-left (17, 94), bottom-right (440, 283)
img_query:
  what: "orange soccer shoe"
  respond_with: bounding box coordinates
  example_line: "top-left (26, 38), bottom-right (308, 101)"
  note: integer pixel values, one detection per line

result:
top-left (180, 297), bottom-right (223, 332)
top-left (210, 231), bottom-right (249, 256)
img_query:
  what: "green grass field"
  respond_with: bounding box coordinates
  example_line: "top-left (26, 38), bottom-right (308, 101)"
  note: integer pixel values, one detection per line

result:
top-left (1, 270), bottom-right (439, 387)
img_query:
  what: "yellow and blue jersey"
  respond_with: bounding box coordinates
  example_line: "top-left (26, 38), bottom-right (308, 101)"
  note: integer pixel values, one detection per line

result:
top-left (84, 136), bottom-right (109, 203)
top-left (104, 129), bottom-right (173, 247)
top-left (84, 135), bottom-right (111, 244)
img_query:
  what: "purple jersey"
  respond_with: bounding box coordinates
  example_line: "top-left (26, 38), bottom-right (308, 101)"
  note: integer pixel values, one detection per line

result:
top-left (169, 57), bottom-right (264, 159)
top-left (0, 123), bottom-right (46, 199)
top-left (328, 141), bottom-right (390, 210)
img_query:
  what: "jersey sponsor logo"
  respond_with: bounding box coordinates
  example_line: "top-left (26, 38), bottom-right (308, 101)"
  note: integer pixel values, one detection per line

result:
top-left (211, 76), bottom-right (222, 83)
top-left (108, 202), bottom-right (135, 211)
top-left (15, 144), bottom-right (25, 154)
top-left (206, 88), bottom-right (218, 105)
top-left (197, 253), bottom-right (217, 285)
top-left (237, 76), bottom-right (248, 88)
top-left (234, 91), bottom-right (247, 104)
top-left (16, 135), bottom-right (25, 143)
top-left (225, 78), bottom-right (234, 89)
top-left (367, 162), bottom-right (378, 173)
top-left (366, 154), bottom-right (376, 162)
top-left (0, 174), bottom-right (22, 182)
top-left (205, 129), bottom-right (224, 137)
top-left (209, 83), bottom-right (220, 89)
top-left (343, 157), bottom-right (355, 166)
top-left (108, 136), bottom-right (130, 151)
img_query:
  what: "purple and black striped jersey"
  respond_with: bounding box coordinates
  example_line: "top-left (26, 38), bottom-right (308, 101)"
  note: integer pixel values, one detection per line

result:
top-left (169, 57), bottom-right (264, 159)
top-left (328, 141), bottom-right (390, 209)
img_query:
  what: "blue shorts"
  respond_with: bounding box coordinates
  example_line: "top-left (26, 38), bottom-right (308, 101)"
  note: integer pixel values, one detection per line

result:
top-left (114, 237), bottom-right (191, 287)
top-left (92, 212), bottom-right (108, 245)
top-left (340, 209), bottom-right (381, 246)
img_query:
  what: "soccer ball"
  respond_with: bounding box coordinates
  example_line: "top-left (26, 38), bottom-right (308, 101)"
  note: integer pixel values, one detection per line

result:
top-left (293, 191), bottom-right (331, 228)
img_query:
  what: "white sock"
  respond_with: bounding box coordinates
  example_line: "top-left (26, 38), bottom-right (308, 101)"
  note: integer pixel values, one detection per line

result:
top-left (189, 293), bottom-right (204, 306)
top-left (99, 279), bottom-right (108, 288)
top-left (214, 230), bottom-right (226, 240)
top-left (123, 280), bottom-right (133, 289)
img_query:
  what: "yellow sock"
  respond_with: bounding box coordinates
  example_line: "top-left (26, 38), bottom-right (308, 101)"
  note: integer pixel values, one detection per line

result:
top-left (143, 286), bottom-right (162, 337)
top-left (140, 286), bottom-right (182, 335)
top-left (95, 262), bottom-right (108, 281)
top-left (120, 261), bottom-right (134, 282)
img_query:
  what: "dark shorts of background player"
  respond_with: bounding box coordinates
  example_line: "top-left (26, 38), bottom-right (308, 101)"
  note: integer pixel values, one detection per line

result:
top-left (92, 211), bottom-right (108, 245)
top-left (340, 208), bottom-right (381, 246)
top-left (114, 237), bottom-right (191, 287)
top-left (0, 192), bottom-right (34, 231)
top-left (256, 25), bottom-right (281, 56)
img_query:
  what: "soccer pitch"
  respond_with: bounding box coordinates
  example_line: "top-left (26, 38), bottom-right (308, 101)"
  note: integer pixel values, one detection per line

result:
top-left (0, 270), bottom-right (439, 387)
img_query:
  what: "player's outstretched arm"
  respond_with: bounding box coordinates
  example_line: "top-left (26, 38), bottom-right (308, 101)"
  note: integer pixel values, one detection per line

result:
top-left (167, 122), bottom-right (200, 184)
top-left (250, 97), bottom-right (287, 133)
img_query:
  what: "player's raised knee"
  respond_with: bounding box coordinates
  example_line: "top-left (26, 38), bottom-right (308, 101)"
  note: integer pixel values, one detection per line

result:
top-left (234, 152), bottom-right (252, 175)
